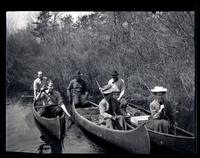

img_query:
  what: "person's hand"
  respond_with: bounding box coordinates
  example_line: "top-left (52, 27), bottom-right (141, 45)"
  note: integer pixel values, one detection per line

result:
top-left (160, 104), bottom-right (164, 110)
top-left (99, 87), bottom-right (103, 92)
top-left (111, 115), bottom-right (117, 120)
top-left (40, 87), bottom-right (47, 92)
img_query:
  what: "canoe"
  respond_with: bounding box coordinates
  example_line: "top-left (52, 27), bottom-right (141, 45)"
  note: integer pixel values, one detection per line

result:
top-left (127, 103), bottom-right (196, 153)
top-left (33, 101), bottom-right (65, 140)
top-left (71, 101), bottom-right (151, 154)
top-left (34, 118), bottom-right (63, 153)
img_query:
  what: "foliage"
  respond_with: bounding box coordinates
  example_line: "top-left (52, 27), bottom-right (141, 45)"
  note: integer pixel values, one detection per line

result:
top-left (6, 11), bottom-right (195, 132)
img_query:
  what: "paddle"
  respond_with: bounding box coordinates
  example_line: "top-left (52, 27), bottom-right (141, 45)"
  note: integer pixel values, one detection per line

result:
top-left (95, 79), bottom-right (105, 98)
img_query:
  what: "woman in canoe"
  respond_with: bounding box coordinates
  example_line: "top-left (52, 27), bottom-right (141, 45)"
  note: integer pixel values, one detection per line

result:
top-left (146, 86), bottom-right (176, 134)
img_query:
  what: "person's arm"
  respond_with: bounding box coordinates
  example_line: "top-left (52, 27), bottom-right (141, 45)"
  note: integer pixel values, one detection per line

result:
top-left (99, 100), bottom-right (112, 118)
top-left (83, 81), bottom-right (89, 98)
top-left (150, 100), bottom-right (162, 119)
top-left (153, 104), bottom-right (164, 118)
top-left (56, 91), bottom-right (71, 117)
top-left (35, 89), bottom-right (45, 101)
top-left (117, 80), bottom-right (125, 101)
top-left (33, 80), bottom-right (38, 99)
top-left (60, 104), bottom-right (71, 117)
top-left (165, 101), bottom-right (175, 124)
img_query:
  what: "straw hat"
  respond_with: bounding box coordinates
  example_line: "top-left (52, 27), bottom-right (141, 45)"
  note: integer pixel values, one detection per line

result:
top-left (151, 86), bottom-right (167, 93)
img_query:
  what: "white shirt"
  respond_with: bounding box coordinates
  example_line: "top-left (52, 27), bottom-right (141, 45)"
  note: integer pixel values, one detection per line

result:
top-left (108, 78), bottom-right (125, 100)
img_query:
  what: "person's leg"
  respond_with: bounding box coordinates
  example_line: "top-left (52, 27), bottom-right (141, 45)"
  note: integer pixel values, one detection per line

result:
top-left (40, 107), bottom-right (51, 118)
top-left (120, 98), bottom-right (127, 108)
top-left (73, 94), bottom-right (81, 107)
top-left (51, 105), bottom-right (63, 117)
top-left (106, 118), bottom-right (114, 129)
top-left (117, 115), bottom-right (127, 130)
top-left (160, 119), bottom-right (170, 134)
top-left (80, 94), bottom-right (89, 107)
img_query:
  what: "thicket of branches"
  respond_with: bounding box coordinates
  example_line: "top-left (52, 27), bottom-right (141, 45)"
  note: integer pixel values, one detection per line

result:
top-left (6, 11), bottom-right (195, 132)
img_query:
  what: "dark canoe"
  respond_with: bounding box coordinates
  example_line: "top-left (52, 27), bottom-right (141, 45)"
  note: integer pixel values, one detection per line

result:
top-left (71, 101), bottom-right (151, 154)
top-left (33, 101), bottom-right (65, 140)
top-left (34, 118), bottom-right (63, 153)
top-left (127, 103), bottom-right (196, 153)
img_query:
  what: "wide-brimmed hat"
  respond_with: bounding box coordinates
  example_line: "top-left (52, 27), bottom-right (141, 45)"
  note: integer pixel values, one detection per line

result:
top-left (110, 70), bottom-right (119, 76)
top-left (151, 86), bottom-right (167, 93)
top-left (101, 85), bottom-right (114, 94)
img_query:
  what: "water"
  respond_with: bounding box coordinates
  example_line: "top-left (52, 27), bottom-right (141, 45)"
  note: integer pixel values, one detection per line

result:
top-left (6, 97), bottom-right (105, 153)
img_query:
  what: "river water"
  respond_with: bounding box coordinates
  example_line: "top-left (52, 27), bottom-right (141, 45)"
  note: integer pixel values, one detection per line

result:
top-left (5, 90), bottom-right (196, 154)
top-left (6, 97), bottom-right (107, 154)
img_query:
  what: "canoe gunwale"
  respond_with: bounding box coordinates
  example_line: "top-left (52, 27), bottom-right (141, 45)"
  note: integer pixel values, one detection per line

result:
top-left (128, 102), bottom-right (195, 153)
top-left (72, 101), bottom-right (151, 154)
top-left (128, 102), bottom-right (194, 137)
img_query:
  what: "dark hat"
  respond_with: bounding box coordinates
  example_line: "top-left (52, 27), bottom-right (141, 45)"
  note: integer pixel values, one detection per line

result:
top-left (75, 70), bottom-right (83, 76)
top-left (110, 70), bottom-right (119, 76)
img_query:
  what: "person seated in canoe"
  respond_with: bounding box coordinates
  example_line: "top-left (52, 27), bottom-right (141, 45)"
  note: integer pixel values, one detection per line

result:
top-left (35, 80), bottom-right (70, 118)
top-left (67, 70), bottom-right (89, 108)
top-left (98, 85), bottom-right (127, 130)
top-left (146, 86), bottom-right (176, 134)
top-left (33, 71), bottom-right (48, 100)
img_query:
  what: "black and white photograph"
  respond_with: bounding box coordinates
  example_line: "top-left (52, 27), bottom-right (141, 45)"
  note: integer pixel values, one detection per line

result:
top-left (5, 11), bottom-right (196, 154)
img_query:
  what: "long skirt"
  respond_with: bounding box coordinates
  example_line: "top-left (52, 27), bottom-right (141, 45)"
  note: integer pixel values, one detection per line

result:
top-left (146, 119), bottom-right (174, 134)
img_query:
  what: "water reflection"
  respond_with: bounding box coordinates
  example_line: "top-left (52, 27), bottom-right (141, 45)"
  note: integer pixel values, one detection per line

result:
top-left (34, 118), bottom-right (63, 154)
top-left (6, 95), bottom-right (105, 153)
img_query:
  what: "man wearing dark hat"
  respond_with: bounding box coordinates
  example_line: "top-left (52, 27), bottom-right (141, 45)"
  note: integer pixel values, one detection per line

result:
top-left (146, 86), bottom-right (175, 134)
top-left (67, 70), bottom-right (89, 108)
top-left (108, 70), bottom-right (125, 102)
top-left (98, 85), bottom-right (127, 130)
top-left (100, 70), bottom-right (127, 110)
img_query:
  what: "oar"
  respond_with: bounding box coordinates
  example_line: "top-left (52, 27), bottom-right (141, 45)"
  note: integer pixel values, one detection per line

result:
top-left (35, 105), bottom-right (50, 109)
top-left (95, 79), bottom-right (105, 98)
top-left (42, 90), bottom-right (71, 118)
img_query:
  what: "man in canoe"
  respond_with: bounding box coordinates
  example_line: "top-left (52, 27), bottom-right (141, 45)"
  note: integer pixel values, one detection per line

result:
top-left (67, 70), bottom-right (89, 108)
top-left (99, 70), bottom-right (127, 115)
top-left (33, 71), bottom-right (48, 100)
top-left (146, 86), bottom-right (176, 134)
top-left (98, 85), bottom-right (127, 130)
top-left (35, 80), bottom-right (70, 118)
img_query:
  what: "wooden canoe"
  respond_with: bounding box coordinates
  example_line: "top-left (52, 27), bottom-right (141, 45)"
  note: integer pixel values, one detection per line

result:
top-left (127, 103), bottom-right (196, 153)
top-left (34, 118), bottom-right (63, 153)
top-left (33, 101), bottom-right (65, 140)
top-left (71, 101), bottom-right (151, 154)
